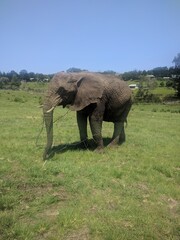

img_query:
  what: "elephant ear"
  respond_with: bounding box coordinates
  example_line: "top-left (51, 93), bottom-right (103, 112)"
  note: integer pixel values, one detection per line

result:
top-left (70, 75), bottom-right (104, 111)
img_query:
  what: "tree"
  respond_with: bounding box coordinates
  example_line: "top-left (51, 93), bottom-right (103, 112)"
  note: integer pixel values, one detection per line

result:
top-left (172, 53), bottom-right (180, 68)
top-left (66, 67), bottom-right (88, 73)
top-left (11, 75), bottom-right (21, 89)
top-left (29, 72), bottom-right (35, 80)
top-left (151, 67), bottom-right (170, 78)
top-left (102, 70), bottom-right (116, 75)
top-left (0, 77), bottom-right (9, 89)
top-left (6, 70), bottom-right (18, 81)
top-left (172, 53), bottom-right (180, 98)
top-left (36, 73), bottom-right (44, 82)
top-left (122, 70), bottom-right (142, 81)
top-left (19, 69), bottom-right (29, 81)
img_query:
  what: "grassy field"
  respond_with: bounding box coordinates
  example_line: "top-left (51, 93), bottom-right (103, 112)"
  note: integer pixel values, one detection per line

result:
top-left (0, 89), bottom-right (180, 239)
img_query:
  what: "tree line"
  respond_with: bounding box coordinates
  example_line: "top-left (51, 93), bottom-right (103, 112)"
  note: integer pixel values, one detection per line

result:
top-left (121, 67), bottom-right (180, 81)
top-left (0, 69), bottom-right (54, 89)
top-left (0, 66), bottom-right (179, 81)
top-left (1, 54), bottom-right (180, 97)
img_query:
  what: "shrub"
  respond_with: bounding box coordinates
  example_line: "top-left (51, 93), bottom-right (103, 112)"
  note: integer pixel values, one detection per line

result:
top-left (13, 97), bottom-right (26, 103)
top-left (134, 88), bottom-right (161, 103)
top-left (166, 80), bottom-right (173, 88)
top-left (159, 81), bottom-right (165, 87)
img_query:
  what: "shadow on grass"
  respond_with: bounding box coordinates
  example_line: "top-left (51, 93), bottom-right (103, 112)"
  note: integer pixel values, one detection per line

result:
top-left (47, 138), bottom-right (112, 160)
top-left (53, 137), bottom-right (112, 152)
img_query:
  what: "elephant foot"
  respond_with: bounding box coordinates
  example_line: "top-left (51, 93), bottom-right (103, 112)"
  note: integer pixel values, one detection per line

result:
top-left (94, 146), bottom-right (104, 153)
top-left (43, 148), bottom-right (54, 160)
top-left (108, 136), bottom-right (126, 148)
top-left (107, 137), bottom-right (119, 148)
top-left (107, 142), bottom-right (119, 149)
top-left (119, 138), bottom-right (126, 145)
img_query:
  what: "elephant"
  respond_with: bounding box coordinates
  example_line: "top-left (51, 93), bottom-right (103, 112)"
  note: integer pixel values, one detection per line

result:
top-left (43, 72), bottom-right (132, 160)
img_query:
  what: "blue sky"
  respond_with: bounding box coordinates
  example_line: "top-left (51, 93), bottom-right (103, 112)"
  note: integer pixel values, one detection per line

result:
top-left (0, 0), bottom-right (180, 74)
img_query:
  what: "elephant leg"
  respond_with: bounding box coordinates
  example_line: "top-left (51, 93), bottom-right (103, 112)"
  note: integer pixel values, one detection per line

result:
top-left (76, 111), bottom-right (88, 148)
top-left (108, 122), bottom-right (125, 146)
top-left (89, 102), bottom-right (105, 150)
top-left (89, 118), bottom-right (104, 150)
top-left (109, 99), bottom-right (132, 147)
top-left (119, 123), bottom-right (126, 144)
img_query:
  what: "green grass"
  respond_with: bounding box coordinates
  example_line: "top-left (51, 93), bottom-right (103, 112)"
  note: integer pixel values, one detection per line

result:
top-left (20, 81), bottom-right (48, 92)
top-left (151, 87), bottom-right (175, 95)
top-left (0, 89), bottom-right (180, 239)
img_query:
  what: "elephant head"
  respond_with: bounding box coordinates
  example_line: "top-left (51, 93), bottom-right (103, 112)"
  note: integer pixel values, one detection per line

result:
top-left (43, 72), bottom-right (103, 160)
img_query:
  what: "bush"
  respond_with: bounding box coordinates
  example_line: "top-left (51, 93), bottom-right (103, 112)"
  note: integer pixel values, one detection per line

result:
top-left (159, 81), bottom-right (165, 87)
top-left (13, 96), bottom-right (26, 103)
top-left (0, 77), bottom-right (21, 90)
top-left (134, 88), bottom-right (161, 103)
top-left (166, 80), bottom-right (173, 88)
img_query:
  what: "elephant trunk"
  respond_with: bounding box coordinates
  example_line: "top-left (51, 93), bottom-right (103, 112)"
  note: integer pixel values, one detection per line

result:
top-left (43, 103), bottom-right (54, 160)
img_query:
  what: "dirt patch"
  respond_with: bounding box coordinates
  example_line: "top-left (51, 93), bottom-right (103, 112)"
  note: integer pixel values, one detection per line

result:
top-left (65, 227), bottom-right (90, 240)
top-left (136, 183), bottom-right (149, 193)
top-left (167, 197), bottom-right (179, 217)
top-left (160, 195), bottom-right (179, 218)
top-left (17, 182), bottom-right (69, 214)
top-left (17, 183), bottom-right (53, 201)
top-left (37, 203), bottom-right (62, 222)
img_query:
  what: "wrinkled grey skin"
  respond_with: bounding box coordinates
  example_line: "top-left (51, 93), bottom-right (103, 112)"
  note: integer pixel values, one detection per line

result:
top-left (43, 72), bottom-right (132, 160)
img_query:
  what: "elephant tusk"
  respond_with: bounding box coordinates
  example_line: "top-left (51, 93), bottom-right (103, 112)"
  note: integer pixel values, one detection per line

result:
top-left (46, 106), bottom-right (55, 113)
